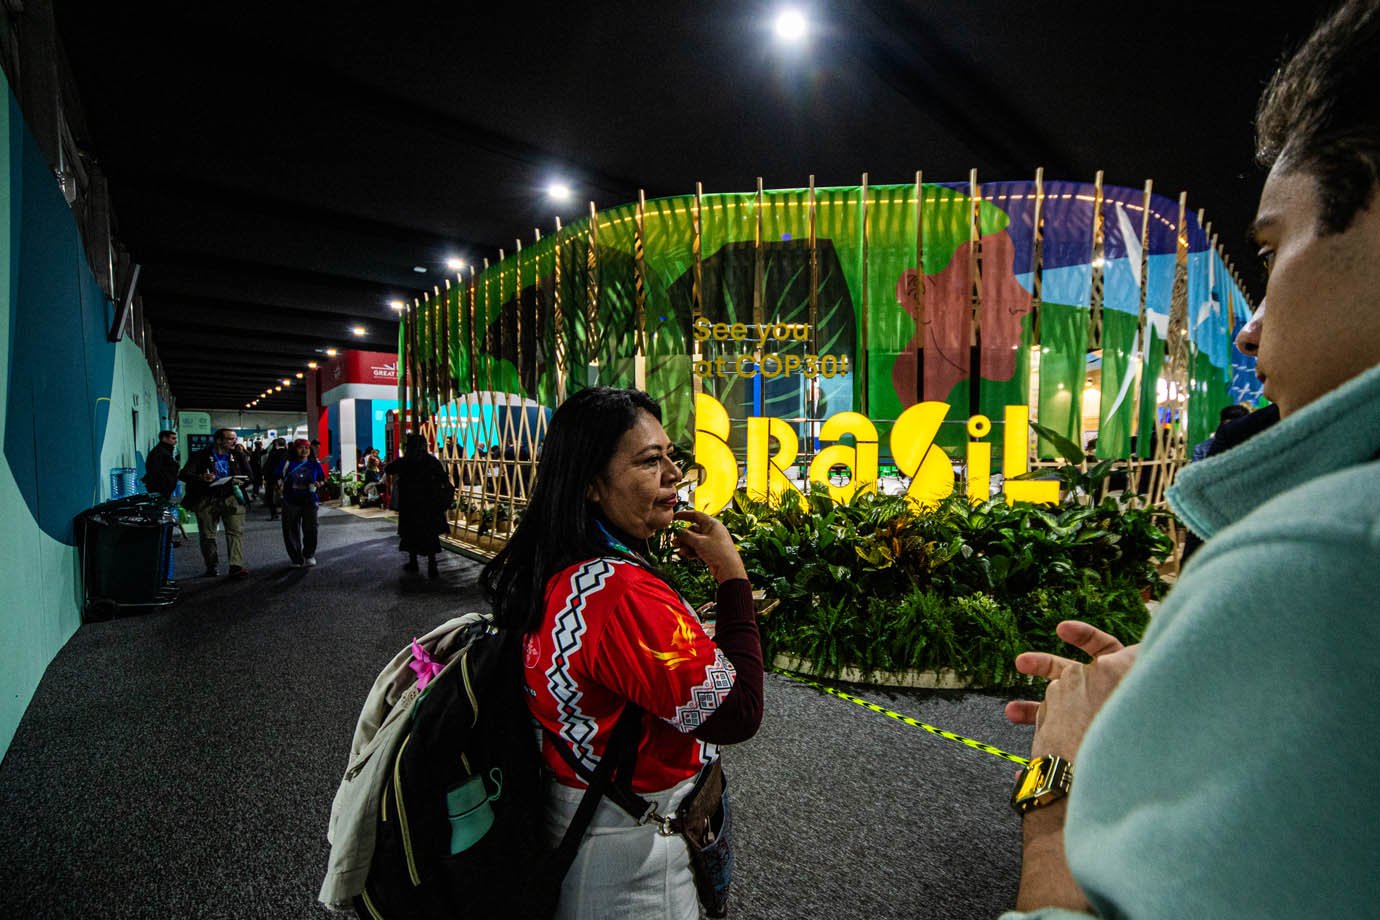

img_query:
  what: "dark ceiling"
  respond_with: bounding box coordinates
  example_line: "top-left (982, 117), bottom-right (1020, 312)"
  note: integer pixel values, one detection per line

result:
top-left (51, 1), bottom-right (1333, 413)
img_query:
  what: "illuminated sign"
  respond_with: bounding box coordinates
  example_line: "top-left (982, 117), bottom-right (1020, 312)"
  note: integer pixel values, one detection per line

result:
top-left (691, 319), bottom-right (850, 380)
top-left (693, 393), bottom-right (1059, 514)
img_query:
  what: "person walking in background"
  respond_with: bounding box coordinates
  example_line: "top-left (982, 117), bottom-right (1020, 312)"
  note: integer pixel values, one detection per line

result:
top-left (141, 429), bottom-right (179, 499)
top-left (361, 447), bottom-right (384, 507)
top-left (261, 437), bottom-right (288, 520)
top-left (272, 438), bottom-right (327, 568)
top-left (249, 438), bottom-right (266, 500)
top-left (384, 433), bottom-right (451, 577)
top-left (179, 428), bottom-right (254, 578)
top-left (1189, 403), bottom-right (1251, 461)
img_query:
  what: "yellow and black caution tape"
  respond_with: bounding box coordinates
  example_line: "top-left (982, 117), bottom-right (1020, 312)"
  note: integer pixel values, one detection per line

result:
top-left (772, 667), bottom-right (1029, 767)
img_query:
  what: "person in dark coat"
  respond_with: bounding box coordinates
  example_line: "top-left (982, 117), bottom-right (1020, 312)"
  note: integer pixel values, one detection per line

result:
top-left (249, 439), bottom-right (267, 499)
top-left (142, 430), bottom-right (180, 499)
top-left (261, 437), bottom-right (288, 520)
top-left (384, 433), bottom-right (453, 577)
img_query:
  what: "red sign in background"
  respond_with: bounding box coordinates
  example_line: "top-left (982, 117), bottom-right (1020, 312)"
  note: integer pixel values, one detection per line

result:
top-left (324, 350), bottom-right (399, 388)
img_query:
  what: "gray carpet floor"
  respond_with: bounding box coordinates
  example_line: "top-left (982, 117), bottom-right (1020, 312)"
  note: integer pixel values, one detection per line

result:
top-left (0, 504), bottom-right (1032, 918)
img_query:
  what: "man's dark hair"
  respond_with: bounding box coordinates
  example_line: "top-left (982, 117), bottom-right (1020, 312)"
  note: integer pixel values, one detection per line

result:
top-left (480, 387), bottom-right (661, 634)
top-left (1219, 404), bottom-right (1251, 425)
top-left (214, 428), bottom-right (235, 440)
top-left (1256, 0), bottom-right (1380, 234)
top-left (158, 429), bottom-right (176, 440)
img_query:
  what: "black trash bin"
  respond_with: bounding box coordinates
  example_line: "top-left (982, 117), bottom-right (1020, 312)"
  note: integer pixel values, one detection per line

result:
top-left (77, 494), bottom-right (179, 621)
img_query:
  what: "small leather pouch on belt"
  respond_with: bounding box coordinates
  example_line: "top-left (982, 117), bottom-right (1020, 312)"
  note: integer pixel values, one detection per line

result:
top-left (674, 760), bottom-right (733, 918)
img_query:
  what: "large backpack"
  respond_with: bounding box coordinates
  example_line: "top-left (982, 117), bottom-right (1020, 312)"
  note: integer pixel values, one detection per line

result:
top-left (320, 613), bottom-right (645, 920)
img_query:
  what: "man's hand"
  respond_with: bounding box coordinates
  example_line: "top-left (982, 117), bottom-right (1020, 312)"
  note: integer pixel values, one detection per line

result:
top-left (1006, 620), bottom-right (1137, 912)
top-left (1005, 620), bottom-right (1138, 759)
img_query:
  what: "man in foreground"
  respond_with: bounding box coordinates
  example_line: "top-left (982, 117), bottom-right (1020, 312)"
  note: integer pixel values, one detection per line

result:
top-left (1002, 1), bottom-right (1380, 914)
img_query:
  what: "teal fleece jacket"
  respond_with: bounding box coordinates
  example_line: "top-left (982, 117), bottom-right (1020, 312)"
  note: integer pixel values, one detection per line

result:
top-left (1005, 362), bottom-right (1380, 919)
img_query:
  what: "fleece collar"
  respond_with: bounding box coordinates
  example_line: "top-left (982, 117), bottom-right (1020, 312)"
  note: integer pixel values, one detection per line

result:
top-left (1167, 362), bottom-right (1380, 540)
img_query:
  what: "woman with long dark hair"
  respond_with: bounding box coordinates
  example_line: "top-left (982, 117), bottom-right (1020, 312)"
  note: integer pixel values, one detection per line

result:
top-left (481, 387), bottom-right (762, 919)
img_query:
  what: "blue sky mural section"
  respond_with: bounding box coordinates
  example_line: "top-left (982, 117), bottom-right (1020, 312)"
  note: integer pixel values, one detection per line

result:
top-left (5, 93), bottom-right (116, 545)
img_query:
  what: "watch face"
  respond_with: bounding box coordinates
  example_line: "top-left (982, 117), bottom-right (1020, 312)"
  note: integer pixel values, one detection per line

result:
top-left (1011, 756), bottom-right (1071, 814)
top-left (1015, 758), bottom-right (1054, 800)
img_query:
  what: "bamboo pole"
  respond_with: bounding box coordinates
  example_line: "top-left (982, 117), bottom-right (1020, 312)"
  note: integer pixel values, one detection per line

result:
top-left (1029, 168), bottom-right (1046, 348)
top-left (1129, 180), bottom-right (1153, 492)
top-left (859, 172), bottom-right (870, 416)
top-left (552, 217), bottom-right (567, 403)
top-left (635, 190), bottom-right (647, 357)
top-left (913, 170), bottom-right (925, 403)
top-left (531, 227), bottom-right (549, 499)
top-left (753, 177), bottom-right (765, 330)
top-left (692, 183), bottom-right (704, 403)
top-left (408, 297), bottom-right (422, 430)
top-left (395, 301), bottom-right (406, 441)
top-left (1089, 170), bottom-right (1106, 353)
top-left (495, 249), bottom-right (519, 536)
top-left (1154, 191), bottom-right (1192, 504)
top-left (442, 279), bottom-right (453, 411)
top-left (634, 189), bottom-right (648, 390)
top-left (466, 265), bottom-right (481, 513)
top-left (969, 168), bottom-right (982, 417)
top-left (586, 201), bottom-right (600, 384)
top-left (513, 238), bottom-right (532, 517)
top-left (480, 258), bottom-right (497, 485)
top-left (514, 240), bottom-right (524, 397)
top-left (807, 176), bottom-right (819, 458)
top-left (429, 285), bottom-right (442, 439)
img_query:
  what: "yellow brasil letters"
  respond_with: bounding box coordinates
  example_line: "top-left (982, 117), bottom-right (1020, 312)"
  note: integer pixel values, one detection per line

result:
top-left (692, 395), bottom-right (1059, 515)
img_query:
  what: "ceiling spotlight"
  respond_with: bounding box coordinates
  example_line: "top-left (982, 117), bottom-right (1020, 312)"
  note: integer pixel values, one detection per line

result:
top-left (546, 181), bottom-right (573, 203)
top-left (774, 7), bottom-right (809, 42)
top-left (351, 326), bottom-right (367, 336)
top-left (325, 348), bottom-right (339, 357)
top-left (275, 385), bottom-right (282, 392)
top-left (445, 258), bottom-right (466, 272)
top-left (295, 372), bottom-right (304, 379)
top-left (307, 361), bottom-right (318, 369)
top-left (389, 300), bottom-right (406, 312)
top-left (282, 378), bottom-right (291, 386)
top-left (412, 265), bottom-right (427, 273)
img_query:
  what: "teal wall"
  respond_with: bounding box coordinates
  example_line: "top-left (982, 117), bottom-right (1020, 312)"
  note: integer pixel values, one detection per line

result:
top-left (0, 74), bottom-right (161, 761)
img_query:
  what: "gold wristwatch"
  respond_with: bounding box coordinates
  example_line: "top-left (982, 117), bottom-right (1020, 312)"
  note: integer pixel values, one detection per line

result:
top-left (1010, 755), bottom-right (1073, 815)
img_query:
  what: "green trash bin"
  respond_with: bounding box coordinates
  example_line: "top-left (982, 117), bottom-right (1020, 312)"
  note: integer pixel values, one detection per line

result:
top-left (78, 495), bottom-right (179, 621)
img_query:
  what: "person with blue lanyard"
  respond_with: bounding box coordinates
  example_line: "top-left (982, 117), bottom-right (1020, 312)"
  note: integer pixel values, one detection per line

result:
top-left (179, 428), bottom-right (254, 578)
top-left (273, 438), bottom-right (328, 568)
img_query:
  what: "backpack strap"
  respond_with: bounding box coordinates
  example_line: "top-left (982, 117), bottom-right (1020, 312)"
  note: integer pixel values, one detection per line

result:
top-left (547, 704), bottom-right (653, 882)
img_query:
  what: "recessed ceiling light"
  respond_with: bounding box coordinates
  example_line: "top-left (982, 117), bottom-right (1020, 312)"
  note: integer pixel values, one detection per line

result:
top-left (389, 300), bottom-right (406, 311)
top-left (546, 181), bottom-right (573, 203)
top-left (282, 379), bottom-right (291, 386)
top-left (325, 348), bottom-right (339, 356)
top-left (774, 7), bottom-right (809, 42)
top-left (412, 265), bottom-right (427, 273)
top-left (352, 326), bottom-right (367, 336)
top-left (295, 372), bottom-right (304, 379)
top-left (307, 361), bottom-right (318, 369)
top-left (275, 385), bottom-right (282, 392)
top-left (445, 258), bottom-right (465, 272)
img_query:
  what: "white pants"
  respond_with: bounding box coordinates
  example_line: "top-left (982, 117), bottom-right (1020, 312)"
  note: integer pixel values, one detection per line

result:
top-left (546, 775), bottom-right (700, 920)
